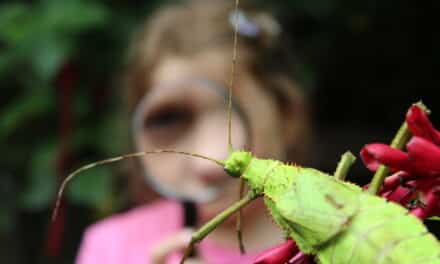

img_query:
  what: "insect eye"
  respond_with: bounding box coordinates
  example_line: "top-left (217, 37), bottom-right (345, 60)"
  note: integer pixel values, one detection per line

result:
top-left (224, 167), bottom-right (241, 178)
top-left (141, 105), bottom-right (194, 147)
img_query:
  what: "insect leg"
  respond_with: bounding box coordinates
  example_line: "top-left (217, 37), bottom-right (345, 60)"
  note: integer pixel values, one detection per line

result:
top-left (236, 178), bottom-right (246, 254)
top-left (180, 191), bottom-right (260, 264)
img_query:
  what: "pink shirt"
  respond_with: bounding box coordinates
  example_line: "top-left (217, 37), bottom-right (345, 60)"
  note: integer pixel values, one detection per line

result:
top-left (76, 200), bottom-right (258, 264)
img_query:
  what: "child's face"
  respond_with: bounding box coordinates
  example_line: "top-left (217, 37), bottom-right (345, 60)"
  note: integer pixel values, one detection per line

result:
top-left (134, 49), bottom-right (287, 220)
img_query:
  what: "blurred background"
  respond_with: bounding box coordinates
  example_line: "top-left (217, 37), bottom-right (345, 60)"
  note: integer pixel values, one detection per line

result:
top-left (1, 0), bottom-right (439, 263)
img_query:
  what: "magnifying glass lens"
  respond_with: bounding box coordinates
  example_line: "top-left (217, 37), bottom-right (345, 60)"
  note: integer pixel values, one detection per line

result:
top-left (132, 78), bottom-right (250, 203)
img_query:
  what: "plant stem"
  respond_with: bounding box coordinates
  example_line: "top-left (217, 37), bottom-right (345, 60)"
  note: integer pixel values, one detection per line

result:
top-left (334, 151), bottom-right (356, 181)
top-left (367, 101), bottom-right (428, 194)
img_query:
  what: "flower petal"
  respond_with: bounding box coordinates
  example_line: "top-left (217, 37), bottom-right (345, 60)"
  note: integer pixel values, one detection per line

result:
top-left (407, 137), bottom-right (440, 176)
top-left (360, 143), bottom-right (411, 172)
top-left (410, 188), bottom-right (440, 219)
top-left (406, 105), bottom-right (440, 146)
top-left (381, 171), bottom-right (413, 192)
top-left (254, 240), bottom-right (299, 264)
top-left (288, 252), bottom-right (315, 264)
top-left (384, 185), bottom-right (415, 206)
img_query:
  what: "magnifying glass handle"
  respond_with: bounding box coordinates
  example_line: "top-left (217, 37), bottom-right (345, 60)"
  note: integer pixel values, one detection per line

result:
top-left (182, 201), bottom-right (198, 257)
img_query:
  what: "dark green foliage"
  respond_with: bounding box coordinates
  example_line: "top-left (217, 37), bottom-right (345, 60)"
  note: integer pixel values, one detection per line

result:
top-left (0, 0), bottom-right (162, 263)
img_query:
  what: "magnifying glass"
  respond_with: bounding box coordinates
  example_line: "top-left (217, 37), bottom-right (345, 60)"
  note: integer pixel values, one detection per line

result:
top-left (132, 77), bottom-right (251, 240)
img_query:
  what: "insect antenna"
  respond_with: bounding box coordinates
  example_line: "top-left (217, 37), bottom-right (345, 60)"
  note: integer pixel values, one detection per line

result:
top-left (227, 0), bottom-right (248, 254)
top-left (51, 150), bottom-right (224, 222)
top-left (228, 0), bottom-right (239, 153)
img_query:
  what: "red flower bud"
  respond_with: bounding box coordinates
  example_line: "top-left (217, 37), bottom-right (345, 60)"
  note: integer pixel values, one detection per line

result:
top-left (407, 136), bottom-right (440, 176)
top-left (360, 143), bottom-right (411, 172)
top-left (287, 252), bottom-right (314, 264)
top-left (406, 105), bottom-right (440, 145)
top-left (253, 240), bottom-right (298, 264)
top-left (410, 188), bottom-right (440, 219)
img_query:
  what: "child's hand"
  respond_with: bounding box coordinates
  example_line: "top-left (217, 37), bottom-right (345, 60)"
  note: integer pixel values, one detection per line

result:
top-left (150, 229), bottom-right (204, 264)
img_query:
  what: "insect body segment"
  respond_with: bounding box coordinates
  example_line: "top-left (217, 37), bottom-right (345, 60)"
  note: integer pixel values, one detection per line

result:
top-left (223, 150), bottom-right (440, 264)
top-left (317, 194), bottom-right (440, 264)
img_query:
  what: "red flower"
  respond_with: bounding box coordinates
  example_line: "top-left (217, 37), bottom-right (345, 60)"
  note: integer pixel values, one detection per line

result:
top-left (360, 105), bottom-right (440, 219)
top-left (360, 144), bottom-right (411, 172)
top-left (253, 240), bottom-right (314, 264)
top-left (406, 105), bottom-right (440, 145)
top-left (406, 137), bottom-right (440, 176)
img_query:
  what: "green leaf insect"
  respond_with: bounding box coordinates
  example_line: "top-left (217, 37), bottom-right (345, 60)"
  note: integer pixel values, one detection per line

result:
top-left (178, 151), bottom-right (440, 264)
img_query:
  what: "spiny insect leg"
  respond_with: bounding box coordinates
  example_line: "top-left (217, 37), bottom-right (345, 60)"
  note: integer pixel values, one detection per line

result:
top-left (180, 191), bottom-right (260, 264)
top-left (236, 178), bottom-right (246, 254)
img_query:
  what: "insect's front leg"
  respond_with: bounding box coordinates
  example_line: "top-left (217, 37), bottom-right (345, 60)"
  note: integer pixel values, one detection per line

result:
top-left (180, 191), bottom-right (260, 264)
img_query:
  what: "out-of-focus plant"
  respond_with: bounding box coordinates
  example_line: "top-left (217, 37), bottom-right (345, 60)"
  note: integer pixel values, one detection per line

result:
top-left (0, 0), bottom-right (161, 262)
top-left (0, 0), bottom-right (112, 213)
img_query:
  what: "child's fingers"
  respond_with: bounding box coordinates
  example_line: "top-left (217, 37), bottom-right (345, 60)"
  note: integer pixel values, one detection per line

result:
top-left (182, 258), bottom-right (204, 264)
top-left (150, 229), bottom-right (201, 264)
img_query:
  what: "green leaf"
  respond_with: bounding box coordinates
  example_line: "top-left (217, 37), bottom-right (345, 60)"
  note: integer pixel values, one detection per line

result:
top-left (20, 144), bottom-right (57, 210)
top-left (0, 3), bottom-right (31, 44)
top-left (96, 113), bottom-right (130, 155)
top-left (0, 0), bottom-right (110, 82)
top-left (0, 89), bottom-right (55, 141)
top-left (426, 216), bottom-right (440, 221)
top-left (29, 36), bottom-right (71, 82)
top-left (66, 166), bottom-right (114, 209)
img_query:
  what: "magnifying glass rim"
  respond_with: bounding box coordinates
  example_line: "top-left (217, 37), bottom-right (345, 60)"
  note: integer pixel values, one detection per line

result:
top-left (131, 76), bottom-right (252, 202)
